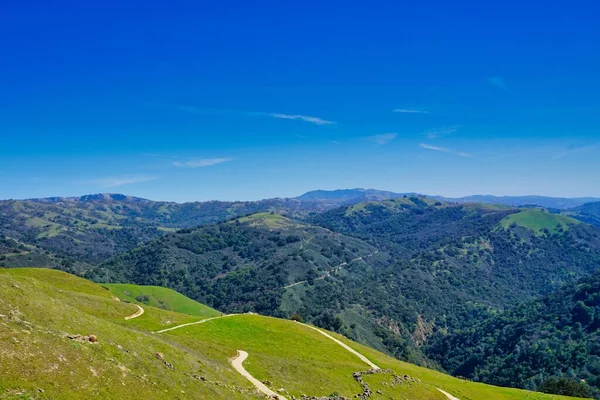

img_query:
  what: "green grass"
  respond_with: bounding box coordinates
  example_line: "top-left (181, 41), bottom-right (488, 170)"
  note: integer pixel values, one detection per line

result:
top-left (0, 268), bottom-right (588, 400)
top-left (102, 283), bottom-right (221, 317)
top-left (500, 209), bottom-right (580, 234)
top-left (0, 269), bottom-right (261, 400)
top-left (236, 212), bottom-right (295, 229)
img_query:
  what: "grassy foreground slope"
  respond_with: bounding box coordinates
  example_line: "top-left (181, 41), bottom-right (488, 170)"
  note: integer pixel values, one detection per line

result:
top-left (0, 268), bottom-right (584, 400)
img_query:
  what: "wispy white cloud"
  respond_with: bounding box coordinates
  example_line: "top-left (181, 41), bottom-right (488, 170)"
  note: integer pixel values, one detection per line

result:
top-left (488, 76), bottom-right (508, 91)
top-left (173, 158), bottom-right (234, 168)
top-left (425, 125), bottom-right (460, 139)
top-left (296, 134), bottom-right (308, 139)
top-left (265, 113), bottom-right (336, 125)
top-left (331, 140), bottom-right (341, 145)
top-left (367, 133), bottom-right (397, 145)
top-left (160, 104), bottom-right (335, 125)
top-left (393, 109), bottom-right (430, 114)
top-left (88, 175), bottom-right (156, 188)
top-left (419, 143), bottom-right (472, 158)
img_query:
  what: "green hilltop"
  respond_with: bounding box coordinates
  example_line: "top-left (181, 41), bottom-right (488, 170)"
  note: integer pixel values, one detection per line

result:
top-left (0, 268), bottom-right (582, 400)
top-left (500, 209), bottom-right (580, 234)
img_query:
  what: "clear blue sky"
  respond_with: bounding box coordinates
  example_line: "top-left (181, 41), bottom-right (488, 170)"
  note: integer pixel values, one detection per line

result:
top-left (1, 1), bottom-right (599, 202)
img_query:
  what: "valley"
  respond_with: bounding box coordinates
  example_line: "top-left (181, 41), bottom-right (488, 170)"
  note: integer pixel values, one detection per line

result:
top-left (2, 191), bottom-right (600, 398)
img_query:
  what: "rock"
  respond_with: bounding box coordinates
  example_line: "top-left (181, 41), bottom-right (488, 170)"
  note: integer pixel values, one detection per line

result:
top-left (155, 352), bottom-right (164, 361)
top-left (88, 335), bottom-right (98, 343)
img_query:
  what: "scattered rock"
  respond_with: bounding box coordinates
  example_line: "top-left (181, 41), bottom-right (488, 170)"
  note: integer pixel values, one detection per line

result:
top-left (191, 374), bottom-right (207, 382)
top-left (155, 352), bottom-right (164, 361)
top-left (66, 333), bottom-right (99, 343)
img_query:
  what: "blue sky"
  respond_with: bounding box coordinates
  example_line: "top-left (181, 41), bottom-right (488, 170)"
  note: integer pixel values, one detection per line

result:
top-left (1, 1), bottom-right (599, 202)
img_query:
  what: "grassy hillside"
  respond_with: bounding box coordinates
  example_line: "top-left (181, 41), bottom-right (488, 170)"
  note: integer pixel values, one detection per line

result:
top-left (500, 209), bottom-right (580, 234)
top-left (89, 203), bottom-right (600, 371)
top-left (0, 268), bottom-right (582, 400)
top-left (103, 283), bottom-right (220, 318)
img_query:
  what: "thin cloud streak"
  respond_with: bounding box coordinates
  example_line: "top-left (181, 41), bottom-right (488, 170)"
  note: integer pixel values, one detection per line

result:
top-left (367, 133), bottom-right (397, 145)
top-left (161, 104), bottom-right (335, 125)
top-left (88, 175), bottom-right (156, 188)
top-left (265, 113), bottom-right (336, 125)
top-left (173, 158), bottom-right (234, 168)
top-left (488, 76), bottom-right (508, 91)
top-left (425, 125), bottom-right (460, 139)
top-left (419, 143), bottom-right (472, 158)
top-left (393, 109), bottom-right (430, 114)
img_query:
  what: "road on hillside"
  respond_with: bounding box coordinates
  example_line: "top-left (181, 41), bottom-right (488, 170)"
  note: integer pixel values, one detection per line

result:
top-left (283, 250), bottom-right (379, 289)
top-left (230, 350), bottom-right (288, 400)
top-left (124, 304), bottom-right (144, 320)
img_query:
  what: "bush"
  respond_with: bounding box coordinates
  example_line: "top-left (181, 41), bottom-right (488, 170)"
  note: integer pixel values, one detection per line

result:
top-left (539, 377), bottom-right (592, 398)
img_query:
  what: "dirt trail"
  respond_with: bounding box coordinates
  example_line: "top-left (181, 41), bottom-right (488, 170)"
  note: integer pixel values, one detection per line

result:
top-left (283, 250), bottom-right (379, 289)
top-left (230, 350), bottom-right (288, 400)
top-left (154, 310), bottom-right (460, 399)
top-left (437, 388), bottom-right (460, 400)
top-left (154, 314), bottom-right (238, 334)
top-left (297, 322), bottom-right (379, 369)
top-left (124, 304), bottom-right (144, 320)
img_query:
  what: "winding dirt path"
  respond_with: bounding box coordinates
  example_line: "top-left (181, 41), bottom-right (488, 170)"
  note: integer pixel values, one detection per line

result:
top-left (155, 312), bottom-right (460, 399)
top-left (230, 350), bottom-right (288, 400)
top-left (124, 304), bottom-right (144, 320)
top-left (283, 250), bottom-right (379, 289)
top-left (154, 314), bottom-right (238, 334)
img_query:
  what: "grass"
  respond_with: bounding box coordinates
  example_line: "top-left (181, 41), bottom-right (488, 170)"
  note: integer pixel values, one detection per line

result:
top-left (500, 209), bottom-right (580, 234)
top-left (0, 267), bottom-right (588, 400)
top-left (236, 212), bottom-right (295, 229)
top-left (164, 315), bottom-right (388, 398)
top-left (102, 283), bottom-right (220, 317)
top-left (0, 269), bottom-right (261, 400)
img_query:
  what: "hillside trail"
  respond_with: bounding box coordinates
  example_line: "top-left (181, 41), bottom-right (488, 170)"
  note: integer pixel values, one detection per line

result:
top-left (124, 304), bottom-right (144, 320)
top-left (153, 308), bottom-right (460, 399)
top-left (230, 350), bottom-right (288, 400)
top-left (283, 250), bottom-right (379, 289)
top-left (437, 388), bottom-right (460, 400)
top-left (154, 313), bottom-right (239, 333)
top-left (297, 321), bottom-right (379, 369)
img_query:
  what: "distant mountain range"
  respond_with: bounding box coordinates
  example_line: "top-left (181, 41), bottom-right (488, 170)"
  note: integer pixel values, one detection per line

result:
top-left (295, 188), bottom-right (600, 210)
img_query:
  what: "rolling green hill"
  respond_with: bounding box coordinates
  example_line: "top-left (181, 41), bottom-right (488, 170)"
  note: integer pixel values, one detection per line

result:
top-left (0, 268), bottom-right (583, 400)
top-left (102, 283), bottom-right (220, 318)
top-left (500, 209), bottom-right (580, 234)
top-left (87, 201), bottom-right (600, 375)
top-left (0, 195), bottom-right (338, 267)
